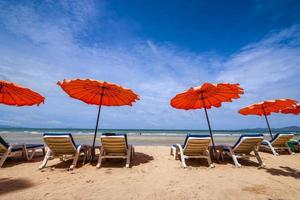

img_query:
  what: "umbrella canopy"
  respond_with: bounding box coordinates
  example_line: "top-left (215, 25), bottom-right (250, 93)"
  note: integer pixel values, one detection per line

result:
top-left (239, 99), bottom-right (297, 138)
top-left (0, 80), bottom-right (44, 106)
top-left (57, 79), bottom-right (139, 106)
top-left (57, 79), bottom-right (139, 160)
top-left (281, 103), bottom-right (300, 115)
top-left (171, 82), bottom-right (244, 151)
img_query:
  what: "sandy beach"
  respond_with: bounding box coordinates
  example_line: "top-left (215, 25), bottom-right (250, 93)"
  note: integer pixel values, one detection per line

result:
top-left (1, 146), bottom-right (300, 200)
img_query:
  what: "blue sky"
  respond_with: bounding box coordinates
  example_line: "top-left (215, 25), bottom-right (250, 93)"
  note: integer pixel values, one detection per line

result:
top-left (0, 0), bottom-right (300, 129)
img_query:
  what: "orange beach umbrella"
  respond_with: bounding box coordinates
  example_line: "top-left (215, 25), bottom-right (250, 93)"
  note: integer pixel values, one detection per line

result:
top-left (57, 79), bottom-right (139, 159)
top-left (239, 99), bottom-right (297, 138)
top-left (0, 80), bottom-right (44, 106)
top-left (170, 82), bottom-right (244, 151)
top-left (281, 103), bottom-right (300, 115)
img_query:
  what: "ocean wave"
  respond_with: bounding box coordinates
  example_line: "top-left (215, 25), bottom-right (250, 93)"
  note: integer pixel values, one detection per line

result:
top-left (23, 131), bottom-right (42, 135)
top-left (72, 131), bottom-right (94, 135)
top-left (1, 130), bottom-right (295, 137)
top-left (0, 131), bottom-right (11, 134)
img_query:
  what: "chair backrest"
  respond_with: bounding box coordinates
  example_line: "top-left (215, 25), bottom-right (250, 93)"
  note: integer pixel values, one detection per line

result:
top-left (270, 133), bottom-right (294, 147)
top-left (183, 134), bottom-right (211, 156)
top-left (101, 133), bottom-right (128, 155)
top-left (232, 134), bottom-right (264, 154)
top-left (0, 136), bottom-right (9, 153)
top-left (43, 133), bottom-right (77, 155)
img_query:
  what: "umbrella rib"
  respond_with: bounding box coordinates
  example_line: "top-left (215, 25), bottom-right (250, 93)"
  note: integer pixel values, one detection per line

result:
top-left (4, 89), bottom-right (20, 105)
top-left (107, 87), bottom-right (134, 105)
top-left (188, 93), bottom-right (200, 109)
top-left (10, 87), bottom-right (37, 103)
top-left (11, 87), bottom-right (43, 104)
top-left (107, 89), bottom-right (126, 105)
top-left (209, 92), bottom-right (233, 100)
top-left (204, 96), bottom-right (213, 108)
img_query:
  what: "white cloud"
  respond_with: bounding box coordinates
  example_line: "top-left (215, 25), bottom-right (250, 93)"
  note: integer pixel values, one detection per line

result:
top-left (218, 25), bottom-right (300, 99)
top-left (0, 1), bottom-right (299, 129)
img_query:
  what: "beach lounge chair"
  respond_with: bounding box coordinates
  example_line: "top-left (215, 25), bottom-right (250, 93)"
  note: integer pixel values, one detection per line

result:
top-left (170, 134), bottom-right (214, 168)
top-left (222, 134), bottom-right (265, 167)
top-left (97, 133), bottom-right (134, 168)
top-left (0, 136), bottom-right (45, 168)
top-left (288, 139), bottom-right (300, 152)
top-left (39, 133), bottom-right (91, 170)
top-left (260, 133), bottom-right (294, 156)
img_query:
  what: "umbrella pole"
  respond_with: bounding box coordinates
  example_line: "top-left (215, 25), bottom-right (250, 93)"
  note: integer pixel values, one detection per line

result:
top-left (262, 106), bottom-right (273, 139)
top-left (200, 93), bottom-right (217, 154)
top-left (203, 107), bottom-right (216, 151)
top-left (263, 113), bottom-right (273, 139)
top-left (91, 88), bottom-right (104, 162)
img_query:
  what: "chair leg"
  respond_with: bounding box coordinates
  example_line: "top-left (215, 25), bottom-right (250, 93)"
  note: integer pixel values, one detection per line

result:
top-left (171, 146), bottom-right (177, 160)
top-left (39, 149), bottom-right (52, 169)
top-left (0, 148), bottom-right (12, 168)
top-left (232, 155), bottom-right (241, 167)
top-left (225, 146), bottom-right (241, 167)
top-left (177, 144), bottom-right (187, 168)
top-left (264, 141), bottom-right (278, 156)
top-left (88, 147), bottom-right (92, 161)
top-left (286, 145), bottom-right (294, 155)
top-left (29, 149), bottom-right (36, 160)
top-left (180, 156), bottom-right (187, 168)
top-left (221, 151), bottom-right (224, 161)
top-left (96, 147), bottom-right (105, 168)
top-left (175, 148), bottom-right (179, 160)
top-left (125, 145), bottom-right (132, 168)
top-left (206, 150), bottom-right (215, 168)
top-left (82, 148), bottom-right (87, 164)
top-left (83, 145), bottom-right (91, 164)
top-left (42, 147), bottom-right (45, 156)
top-left (170, 147), bottom-right (174, 156)
top-left (254, 149), bottom-right (265, 167)
top-left (70, 146), bottom-right (82, 170)
top-left (229, 150), bottom-right (241, 168)
top-left (131, 146), bottom-right (135, 160)
top-left (22, 145), bottom-right (29, 161)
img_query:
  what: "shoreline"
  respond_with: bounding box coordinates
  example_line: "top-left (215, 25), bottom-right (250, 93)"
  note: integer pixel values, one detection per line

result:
top-left (2, 132), bottom-right (300, 146)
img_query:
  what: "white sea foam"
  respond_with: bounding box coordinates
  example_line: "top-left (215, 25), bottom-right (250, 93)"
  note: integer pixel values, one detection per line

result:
top-left (0, 131), bottom-right (11, 134)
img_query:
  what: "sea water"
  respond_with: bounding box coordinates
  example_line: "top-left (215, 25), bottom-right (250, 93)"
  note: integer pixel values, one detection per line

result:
top-left (1, 128), bottom-right (299, 146)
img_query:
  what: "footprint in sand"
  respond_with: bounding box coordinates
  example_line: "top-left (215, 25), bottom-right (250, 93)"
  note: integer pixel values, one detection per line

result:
top-left (86, 179), bottom-right (94, 183)
top-left (242, 184), bottom-right (269, 195)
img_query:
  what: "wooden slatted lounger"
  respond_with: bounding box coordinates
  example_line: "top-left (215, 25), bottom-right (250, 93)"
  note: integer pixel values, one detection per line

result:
top-left (260, 133), bottom-right (294, 156)
top-left (39, 133), bottom-right (91, 170)
top-left (170, 134), bottom-right (214, 168)
top-left (0, 136), bottom-right (45, 168)
top-left (97, 133), bottom-right (135, 168)
top-left (222, 134), bottom-right (265, 167)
